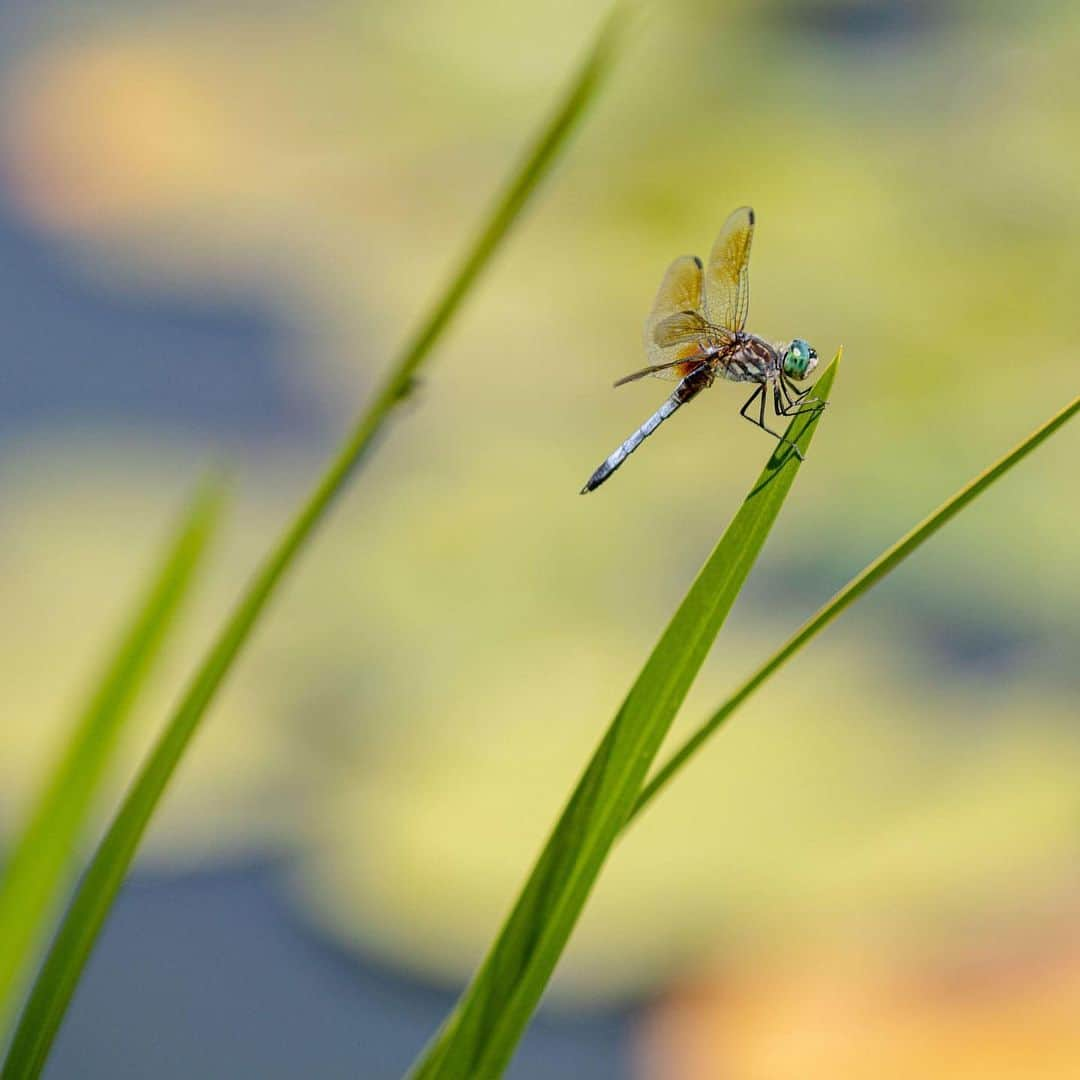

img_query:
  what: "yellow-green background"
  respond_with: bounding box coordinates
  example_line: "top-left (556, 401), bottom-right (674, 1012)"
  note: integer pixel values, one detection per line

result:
top-left (2, 1), bottom-right (1078, 1075)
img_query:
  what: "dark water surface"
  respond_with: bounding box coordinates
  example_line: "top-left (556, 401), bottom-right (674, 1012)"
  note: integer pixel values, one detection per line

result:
top-left (45, 862), bottom-right (635, 1080)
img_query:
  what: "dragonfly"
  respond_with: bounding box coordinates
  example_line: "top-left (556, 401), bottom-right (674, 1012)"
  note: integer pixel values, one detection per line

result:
top-left (581, 206), bottom-right (824, 494)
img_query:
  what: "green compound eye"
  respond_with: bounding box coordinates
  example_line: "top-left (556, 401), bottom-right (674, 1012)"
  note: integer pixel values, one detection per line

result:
top-left (783, 339), bottom-right (816, 379)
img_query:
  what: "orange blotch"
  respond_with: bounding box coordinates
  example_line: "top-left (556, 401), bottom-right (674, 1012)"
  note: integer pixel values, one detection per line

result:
top-left (2, 40), bottom-right (227, 232)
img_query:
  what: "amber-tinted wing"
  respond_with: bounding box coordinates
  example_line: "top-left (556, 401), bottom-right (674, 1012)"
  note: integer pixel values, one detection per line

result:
top-left (631, 254), bottom-right (718, 383)
top-left (613, 347), bottom-right (705, 386)
top-left (704, 205), bottom-right (755, 332)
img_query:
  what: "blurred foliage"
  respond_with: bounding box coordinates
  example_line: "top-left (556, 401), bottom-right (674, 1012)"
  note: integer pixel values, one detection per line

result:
top-left (1, 0), bottom-right (1078, 1009)
top-left (0, 473), bottom-right (222, 1030)
top-left (0, 445), bottom-right (304, 859)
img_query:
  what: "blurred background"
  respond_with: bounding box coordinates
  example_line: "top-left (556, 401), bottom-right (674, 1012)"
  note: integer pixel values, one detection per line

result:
top-left (1, 0), bottom-right (1079, 1076)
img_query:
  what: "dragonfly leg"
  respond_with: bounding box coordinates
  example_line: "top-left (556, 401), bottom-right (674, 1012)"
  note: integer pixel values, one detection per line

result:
top-left (777, 394), bottom-right (824, 417)
top-left (779, 375), bottom-right (803, 409)
top-left (773, 380), bottom-right (790, 417)
top-left (739, 383), bottom-right (804, 461)
top-left (789, 373), bottom-right (814, 400)
top-left (772, 383), bottom-right (816, 439)
top-left (778, 373), bottom-right (826, 415)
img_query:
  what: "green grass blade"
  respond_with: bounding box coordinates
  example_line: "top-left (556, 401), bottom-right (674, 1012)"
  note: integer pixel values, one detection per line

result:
top-left (630, 392), bottom-right (1080, 822)
top-left (0, 12), bottom-right (627, 1080)
top-left (410, 355), bottom-right (840, 1080)
top-left (0, 477), bottom-right (224, 1035)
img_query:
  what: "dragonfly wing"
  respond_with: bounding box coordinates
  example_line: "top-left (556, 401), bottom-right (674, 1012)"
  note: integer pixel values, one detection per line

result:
top-left (631, 254), bottom-right (723, 385)
top-left (651, 310), bottom-right (716, 347)
top-left (614, 355), bottom-right (708, 386)
top-left (643, 255), bottom-right (706, 368)
top-left (704, 205), bottom-right (754, 333)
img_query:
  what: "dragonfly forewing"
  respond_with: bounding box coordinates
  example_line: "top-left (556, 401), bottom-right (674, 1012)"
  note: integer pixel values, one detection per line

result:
top-left (704, 205), bottom-right (754, 333)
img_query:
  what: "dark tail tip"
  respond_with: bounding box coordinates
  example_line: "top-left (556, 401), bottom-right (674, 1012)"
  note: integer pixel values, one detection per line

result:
top-left (580, 465), bottom-right (609, 494)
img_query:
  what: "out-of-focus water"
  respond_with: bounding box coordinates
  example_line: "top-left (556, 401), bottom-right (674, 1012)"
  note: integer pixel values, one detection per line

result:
top-left (2, 1), bottom-right (1079, 1077)
top-left (46, 862), bottom-right (635, 1080)
top-left (0, 203), bottom-right (326, 444)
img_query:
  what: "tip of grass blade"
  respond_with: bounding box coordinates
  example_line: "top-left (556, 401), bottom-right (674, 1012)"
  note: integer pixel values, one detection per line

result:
top-left (0, 471), bottom-right (226, 1039)
top-left (749, 350), bottom-right (839, 495)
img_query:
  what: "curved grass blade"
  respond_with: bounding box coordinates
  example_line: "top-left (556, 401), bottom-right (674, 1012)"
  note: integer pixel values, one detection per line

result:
top-left (0, 12), bottom-right (627, 1080)
top-left (0, 477), bottom-right (224, 1035)
top-left (630, 392), bottom-right (1080, 822)
top-left (409, 356), bottom-right (840, 1079)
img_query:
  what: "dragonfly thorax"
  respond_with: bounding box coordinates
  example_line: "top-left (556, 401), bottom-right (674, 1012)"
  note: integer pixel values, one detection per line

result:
top-left (715, 333), bottom-right (779, 384)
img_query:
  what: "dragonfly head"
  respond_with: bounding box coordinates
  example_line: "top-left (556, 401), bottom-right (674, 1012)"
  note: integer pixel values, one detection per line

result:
top-left (782, 338), bottom-right (818, 380)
